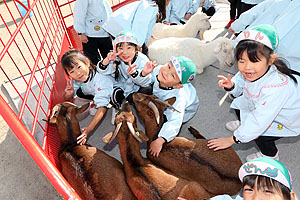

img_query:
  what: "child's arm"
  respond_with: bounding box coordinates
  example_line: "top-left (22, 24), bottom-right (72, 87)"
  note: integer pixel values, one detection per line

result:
top-left (218, 73), bottom-right (244, 98)
top-left (128, 60), bottom-right (156, 86)
top-left (64, 79), bottom-right (74, 101)
top-left (77, 107), bottom-right (106, 145)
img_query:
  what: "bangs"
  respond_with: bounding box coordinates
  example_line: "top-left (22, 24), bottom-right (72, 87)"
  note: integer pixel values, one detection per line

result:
top-left (235, 40), bottom-right (272, 63)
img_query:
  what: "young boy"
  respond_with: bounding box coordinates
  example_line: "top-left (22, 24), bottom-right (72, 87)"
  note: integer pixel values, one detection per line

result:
top-left (142, 56), bottom-right (199, 157)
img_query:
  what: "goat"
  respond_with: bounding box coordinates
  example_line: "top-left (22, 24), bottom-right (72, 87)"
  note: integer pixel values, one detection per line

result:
top-left (132, 93), bottom-right (242, 195)
top-left (147, 10), bottom-right (211, 46)
top-left (148, 37), bottom-right (235, 74)
top-left (106, 102), bottom-right (214, 200)
top-left (47, 102), bottom-right (135, 200)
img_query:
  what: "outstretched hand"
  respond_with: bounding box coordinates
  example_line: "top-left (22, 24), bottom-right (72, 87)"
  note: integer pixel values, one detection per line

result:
top-left (107, 45), bottom-right (123, 62)
top-left (142, 61), bottom-right (157, 76)
top-left (217, 74), bottom-right (234, 89)
top-left (64, 79), bottom-right (74, 99)
top-left (207, 136), bottom-right (235, 151)
top-left (77, 127), bottom-right (90, 145)
top-left (127, 61), bottom-right (137, 75)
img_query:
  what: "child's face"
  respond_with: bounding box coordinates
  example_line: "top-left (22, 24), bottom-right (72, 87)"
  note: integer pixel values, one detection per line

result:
top-left (116, 42), bottom-right (137, 63)
top-left (243, 185), bottom-right (286, 200)
top-left (238, 51), bottom-right (274, 82)
top-left (157, 61), bottom-right (181, 87)
top-left (66, 59), bottom-right (90, 82)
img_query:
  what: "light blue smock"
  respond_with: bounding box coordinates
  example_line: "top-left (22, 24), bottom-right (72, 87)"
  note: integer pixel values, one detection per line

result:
top-left (150, 66), bottom-right (199, 142)
top-left (241, 0), bottom-right (264, 4)
top-left (97, 52), bottom-right (151, 97)
top-left (167, 0), bottom-right (195, 24)
top-left (72, 71), bottom-right (115, 108)
top-left (102, 0), bottom-right (158, 45)
top-left (210, 195), bottom-right (243, 200)
top-left (192, 0), bottom-right (216, 11)
top-left (73, 0), bottom-right (112, 37)
top-left (231, 0), bottom-right (300, 72)
top-left (229, 65), bottom-right (300, 143)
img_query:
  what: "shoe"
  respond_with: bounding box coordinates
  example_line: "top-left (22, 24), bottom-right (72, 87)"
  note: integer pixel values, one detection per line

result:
top-left (246, 151), bottom-right (279, 162)
top-left (89, 103), bottom-right (97, 116)
top-left (225, 19), bottom-right (235, 29)
top-left (225, 120), bottom-right (240, 132)
top-left (111, 107), bottom-right (122, 125)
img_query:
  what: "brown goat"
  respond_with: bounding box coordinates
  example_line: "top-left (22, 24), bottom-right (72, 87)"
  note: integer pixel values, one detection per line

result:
top-left (47, 102), bottom-right (135, 200)
top-left (107, 102), bottom-right (214, 200)
top-left (132, 93), bottom-right (242, 195)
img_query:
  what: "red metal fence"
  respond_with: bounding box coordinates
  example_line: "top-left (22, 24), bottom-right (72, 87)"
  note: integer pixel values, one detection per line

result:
top-left (0, 0), bottom-right (137, 198)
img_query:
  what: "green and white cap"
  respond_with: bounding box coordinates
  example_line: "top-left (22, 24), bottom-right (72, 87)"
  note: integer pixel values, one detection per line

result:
top-left (239, 157), bottom-right (292, 190)
top-left (235, 24), bottom-right (279, 50)
top-left (114, 30), bottom-right (138, 46)
top-left (170, 56), bottom-right (196, 84)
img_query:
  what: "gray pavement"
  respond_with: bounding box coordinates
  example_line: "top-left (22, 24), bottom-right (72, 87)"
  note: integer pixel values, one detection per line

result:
top-left (0, 1), bottom-right (299, 199)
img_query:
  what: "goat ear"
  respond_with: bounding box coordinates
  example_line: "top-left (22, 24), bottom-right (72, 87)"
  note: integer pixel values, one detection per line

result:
top-left (75, 103), bottom-right (90, 115)
top-left (47, 116), bottom-right (57, 124)
top-left (165, 97), bottom-right (176, 106)
top-left (135, 129), bottom-right (149, 142)
top-left (213, 42), bottom-right (222, 53)
top-left (102, 132), bottom-right (113, 144)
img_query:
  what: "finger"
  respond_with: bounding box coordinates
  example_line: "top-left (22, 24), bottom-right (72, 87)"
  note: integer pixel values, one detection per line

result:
top-left (217, 75), bottom-right (227, 81)
top-left (116, 50), bottom-right (123, 56)
top-left (227, 74), bottom-right (231, 81)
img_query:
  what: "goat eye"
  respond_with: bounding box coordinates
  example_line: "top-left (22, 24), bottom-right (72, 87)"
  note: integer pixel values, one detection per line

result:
top-left (147, 110), bottom-right (153, 117)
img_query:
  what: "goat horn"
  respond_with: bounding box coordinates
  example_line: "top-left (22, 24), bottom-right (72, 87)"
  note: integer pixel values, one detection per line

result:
top-left (148, 101), bottom-right (160, 125)
top-left (127, 122), bottom-right (142, 143)
top-left (49, 105), bottom-right (60, 119)
top-left (63, 102), bottom-right (79, 107)
top-left (109, 122), bottom-right (122, 143)
top-left (154, 98), bottom-right (181, 113)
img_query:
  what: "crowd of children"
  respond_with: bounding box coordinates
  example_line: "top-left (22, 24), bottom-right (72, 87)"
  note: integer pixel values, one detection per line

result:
top-left (64, 0), bottom-right (299, 197)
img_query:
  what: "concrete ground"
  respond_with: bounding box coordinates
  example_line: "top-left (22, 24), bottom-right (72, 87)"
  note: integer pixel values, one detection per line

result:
top-left (0, 1), bottom-right (299, 199)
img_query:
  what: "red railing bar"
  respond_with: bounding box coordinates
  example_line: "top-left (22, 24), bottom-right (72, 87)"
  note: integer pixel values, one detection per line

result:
top-left (14, 0), bottom-right (30, 12)
top-left (58, 0), bottom-right (76, 8)
top-left (0, 95), bottom-right (81, 199)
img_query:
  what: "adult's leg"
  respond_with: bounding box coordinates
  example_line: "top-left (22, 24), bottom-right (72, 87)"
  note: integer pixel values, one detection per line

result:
top-left (82, 37), bottom-right (101, 65)
top-left (254, 136), bottom-right (281, 157)
top-left (97, 36), bottom-right (113, 62)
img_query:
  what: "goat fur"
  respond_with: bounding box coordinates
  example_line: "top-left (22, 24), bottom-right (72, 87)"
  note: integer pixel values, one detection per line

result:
top-left (132, 93), bottom-right (242, 195)
top-left (48, 102), bottom-right (135, 200)
top-left (148, 37), bottom-right (235, 74)
top-left (109, 102), bottom-right (214, 200)
top-left (147, 9), bottom-right (211, 46)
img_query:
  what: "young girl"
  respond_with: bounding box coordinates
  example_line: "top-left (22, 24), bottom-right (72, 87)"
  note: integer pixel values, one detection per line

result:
top-left (62, 50), bottom-right (115, 145)
top-left (210, 157), bottom-right (296, 200)
top-left (98, 30), bottom-right (153, 122)
top-left (207, 24), bottom-right (300, 161)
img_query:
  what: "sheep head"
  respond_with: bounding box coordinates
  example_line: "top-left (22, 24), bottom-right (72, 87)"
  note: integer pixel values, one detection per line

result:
top-left (46, 102), bottom-right (89, 146)
top-left (213, 37), bottom-right (235, 70)
top-left (189, 10), bottom-right (211, 31)
top-left (107, 102), bottom-right (148, 144)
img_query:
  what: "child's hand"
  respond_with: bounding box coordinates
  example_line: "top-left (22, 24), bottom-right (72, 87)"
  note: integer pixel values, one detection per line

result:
top-left (207, 136), bottom-right (235, 151)
top-left (142, 61), bottom-right (157, 76)
top-left (127, 62), bottom-right (137, 75)
top-left (148, 137), bottom-right (165, 157)
top-left (64, 79), bottom-right (74, 99)
top-left (184, 13), bottom-right (192, 20)
top-left (77, 127), bottom-right (90, 145)
top-left (107, 45), bottom-right (123, 62)
top-left (79, 34), bottom-right (88, 43)
top-left (217, 74), bottom-right (234, 89)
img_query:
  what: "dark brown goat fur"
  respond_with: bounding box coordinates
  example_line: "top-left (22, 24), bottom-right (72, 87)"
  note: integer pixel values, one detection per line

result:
top-left (132, 93), bottom-right (242, 195)
top-left (109, 102), bottom-right (214, 200)
top-left (48, 102), bottom-right (135, 200)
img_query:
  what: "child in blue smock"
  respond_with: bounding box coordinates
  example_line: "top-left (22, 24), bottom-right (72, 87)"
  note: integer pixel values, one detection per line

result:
top-left (98, 30), bottom-right (153, 122)
top-left (210, 157), bottom-right (295, 200)
top-left (207, 24), bottom-right (300, 161)
top-left (73, 0), bottom-right (113, 65)
top-left (193, 0), bottom-right (217, 17)
top-left (165, 0), bottom-right (196, 24)
top-left (141, 56), bottom-right (199, 157)
top-left (62, 50), bottom-right (115, 145)
top-left (230, 0), bottom-right (300, 72)
top-left (102, 0), bottom-right (167, 55)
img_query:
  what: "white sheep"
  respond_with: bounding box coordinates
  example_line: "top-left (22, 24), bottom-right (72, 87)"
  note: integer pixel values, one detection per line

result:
top-left (148, 37), bottom-right (235, 74)
top-left (147, 9), bottom-right (211, 46)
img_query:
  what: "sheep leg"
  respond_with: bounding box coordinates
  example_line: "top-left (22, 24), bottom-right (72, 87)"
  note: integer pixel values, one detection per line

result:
top-left (199, 30), bottom-right (205, 40)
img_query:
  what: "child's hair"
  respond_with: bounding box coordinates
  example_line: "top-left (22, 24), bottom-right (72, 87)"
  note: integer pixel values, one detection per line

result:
top-left (153, 0), bottom-right (166, 23)
top-left (235, 40), bottom-right (298, 84)
top-left (243, 175), bottom-right (292, 200)
top-left (61, 50), bottom-right (96, 76)
top-left (114, 42), bottom-right (140, 81)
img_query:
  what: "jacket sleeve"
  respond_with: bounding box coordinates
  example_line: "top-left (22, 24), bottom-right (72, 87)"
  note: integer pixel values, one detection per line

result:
top-left (234, 84), bottom-right (290, 143)
top-left (73, 0), bottom-right (88, 34)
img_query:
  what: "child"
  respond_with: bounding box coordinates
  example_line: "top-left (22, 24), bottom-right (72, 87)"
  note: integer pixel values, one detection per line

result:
top-left (141, 56), bottom-right (199, 157)
top-left (210, 157), bottom-right (296, 200)
top-left (102, 0), bottom-right (168, 55)
top-left (73, 0), bottom-right (113, 65)
top-left (165, 0), bottom-right (196, 24)
top-left (193, 0), bottom-right (217, 17)
top-left (207, 24), bottom-right (300, 161)
top-left (62, 50), bottom-right (115, 145)
top-left (98, 30), bottom-right (153, 122)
